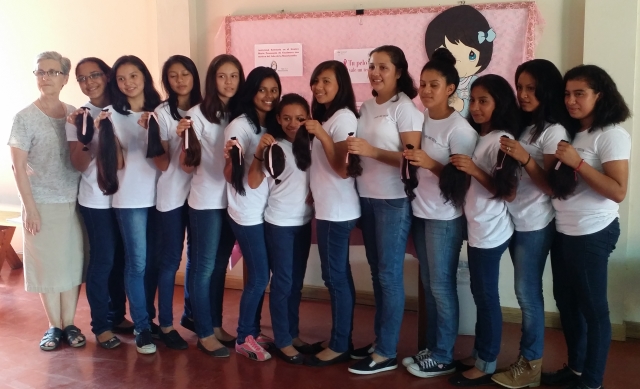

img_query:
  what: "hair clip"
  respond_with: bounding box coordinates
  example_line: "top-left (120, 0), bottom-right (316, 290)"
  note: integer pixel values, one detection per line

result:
top-left (478, 28), bottom-right (496, 44)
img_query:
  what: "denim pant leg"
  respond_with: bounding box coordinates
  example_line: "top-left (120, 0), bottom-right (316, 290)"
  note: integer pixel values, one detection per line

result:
top-left (182, 217), bottom-right (193, 321)
top-left (107, 227), bottom-right (127, 327)
top-left (560, 219), bottom-right (619, 388)
top-left (144, 207), bottom-right (162, 323)
top-left (414, 215), bottom-right (465, 364)
top-left (317, 219), bottom-right (357, 353)
top-left (509, 221), bottom-right (554, 361)
top-left (114, 207), bottom-right (151, 333)
top-left (412, 217), bottom-right (437, 352)
top-left (188, 207), bottom-right (223, 339)
top-left (551, 232), bottom-right (587, 373)
top-left (210, 213), bottom-right (235, 328)
top-left (288, 222), bottom-right (311, 341)
top-left (468, 238), bottom-right (510, 374)
top-left (230, 220), bottom-right (270, 343)
top-left (157, 205), bottom-right (188, 328)
top-left (80, 206), bottom-right (119, 335)
top-left (360, 197), bottom-right (412, 359)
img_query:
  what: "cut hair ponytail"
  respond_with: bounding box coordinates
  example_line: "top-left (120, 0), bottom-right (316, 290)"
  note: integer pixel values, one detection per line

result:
top-left (439, 157), bottom-right (470, 208)
top-left (346, 132), bottom-right (362, 178)
top-left (548, 140), bottom-right (578, 199)
top-left (492, 135), bottom-right (520, 200)
top-left (182, 116), bottom-right (202, 167)
top-left (145, 112), bottom-right (165, 158)
top-left (264, 142), bottom-right (286, 184)
top-left (229, 137), bottom-right (246, 196)
top-left (401, 144), bottom-right (419, 200)
top-left (96, 109), bottom-right (119, 195)
top-left (75, 107), bottom-right (95, 151)
top-left (292, 124), bottom-right (313, 171)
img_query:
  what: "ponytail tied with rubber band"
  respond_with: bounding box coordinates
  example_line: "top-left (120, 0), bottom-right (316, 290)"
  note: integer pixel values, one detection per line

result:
top-left (95, 109), bottom-right (119, 195)
top-left (75, 107), bottom-right (95, 151)
top-left (491, 135), bottom-right (520, 200)
top-left (439, 155), bottom-right (470, 208)
top-left (401, 144), bottom-right (419, 200)
top-left (264, 141), bottom-right (286, 185)
top-left (229, 137), bottom-right (246, 196)
top-left (145, 112), bottom-right (165, 158)
top-left (548, 140), bottom-right (579, 200)
top-left (292, 124), bottom-right (313, 171)
top-left (182, 116), bottom-right (202, 167)
top-left (346, 132), bottom-right (363, 178)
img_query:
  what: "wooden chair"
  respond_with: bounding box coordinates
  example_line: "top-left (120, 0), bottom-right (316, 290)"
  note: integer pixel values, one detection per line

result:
top-left (0, 210), bottom-right (22, 270)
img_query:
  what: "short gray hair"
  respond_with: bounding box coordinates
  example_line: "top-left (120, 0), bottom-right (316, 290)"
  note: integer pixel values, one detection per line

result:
top-left (35, 51), bottom-right (71, 75)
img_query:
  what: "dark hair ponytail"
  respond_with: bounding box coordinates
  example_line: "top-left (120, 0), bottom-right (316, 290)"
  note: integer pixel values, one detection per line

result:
top-left (439, 158), bottom-right (470, 208)
top-left (75, 107), bottom-right (95, 151)
top-left (292, 125), bottom-right (313, 171)
top-left (182, 116), bottom-right (202, 167)
top-left (229, 137), bottom-right (246, 196)
top-left (547, 140), bottom-right (578, 199)
top-left (264, 143), bottom-right (286, 184)
top-left (346, 132), bottom-right (363, 178)
top-left (401, 144), bottom-right (419, 200)
top-left (96, 110), bottom-right (119, 195)
top-left (492, 135), bottom-right (520, 199)
top-left (145, 113), bottom-right (165, 158)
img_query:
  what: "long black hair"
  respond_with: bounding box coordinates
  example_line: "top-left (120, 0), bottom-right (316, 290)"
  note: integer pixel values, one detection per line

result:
top-left (547, 140), bottom-right (578, 199)
top-left (469, 74), bottom-right (521, 200)
top-left (515, 59), bottom-right (572, 142)
top-left (109, 55), bottom-right (161, 115)
top-left (201, 54), bottom-right (245, 124)
top-left (230, 66), bottom-right (281, 134)
top-left (161, 55), bottom-right (202, 121)
top-left (310, 60), bottom-right (359, 122)
top-left (369, 45), bottom-right (418, 100)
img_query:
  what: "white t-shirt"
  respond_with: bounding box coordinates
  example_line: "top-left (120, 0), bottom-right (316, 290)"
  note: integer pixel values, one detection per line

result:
top-left (225, 115), bottom-right (268, 226)
top-left (309, 108), bottom-right (361, 222)
top-left (507, 123), bottom-right (568, 231)
top-left (464, 130), bottom-right (515, 248)
top-left (356, 93), bottom-right (424, 199)
top-left (263, 140), bottom-right (313, 226)
top-left (65, 102), bottom-right (111, 209)
top-left (552, 125), bottom-right (630, 236)
top-left (413, 111), bottom-right (478, 220)
top-left (155, 102), bottom-right (192, 212)
top-left (108, 107), bottom-right (160, 208)
top-left (187, 105), bottom-right (228, 210)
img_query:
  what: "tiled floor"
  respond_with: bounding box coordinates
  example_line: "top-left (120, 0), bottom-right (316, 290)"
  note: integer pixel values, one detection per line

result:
top-left (1, 265), bottom-right (638, 388)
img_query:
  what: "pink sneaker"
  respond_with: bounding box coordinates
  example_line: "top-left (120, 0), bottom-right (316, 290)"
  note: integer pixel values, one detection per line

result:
top-left (235, 335), bottom-right (271, 361)
top-left (255, 334), bottom-right (274, 345)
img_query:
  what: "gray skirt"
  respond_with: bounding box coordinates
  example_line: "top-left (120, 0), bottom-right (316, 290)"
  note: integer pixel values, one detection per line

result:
top-left (23, 202), bottom-right (85, 293)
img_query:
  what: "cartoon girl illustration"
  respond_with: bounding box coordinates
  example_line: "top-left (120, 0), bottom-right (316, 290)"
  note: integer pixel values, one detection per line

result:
top-left (271, 61), bottom-right (278, 71)
top-left (425, 5), bottom-right (495, 117)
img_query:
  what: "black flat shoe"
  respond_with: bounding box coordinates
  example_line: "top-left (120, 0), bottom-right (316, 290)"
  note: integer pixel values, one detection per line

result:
top-left (304, 351), bottom-right (351, 367)
top-left (272, 347), bottom-right (304, 365)
top-left (96, 334), bottom-right (121, 349)
top-left (159, 330), bottom-right (188, 350)
top-left (454, 360), bottom-right (475, 372)
top-left (217, 337), bottom-right (237, 348)
top-left (448, 372), bottom-right (495, 387)
top-left (541, 364), bottom-right (581, 386)
top-left (295, 341), bottom-right (325, 355)
top-left (180, 316), bottom-right (196, 333)
top-left (197, 341), bottom-right (229, 358)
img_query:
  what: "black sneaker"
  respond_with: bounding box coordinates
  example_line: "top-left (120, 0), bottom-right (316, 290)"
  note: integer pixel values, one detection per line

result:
top-left (135, 329), bottom-right (157, 354)
top-left (348, 356), bottom-right (398, 375)
top-left (350, 343), bottom-right (375, 360)
top-left (149, 322), bottom-right (161, 340)
top-left (541, 364), bottom-right (581, 386)
top-left (407, 356), bottom-right (456, 378)
top-left (159, 330), bottom-right (188, 350)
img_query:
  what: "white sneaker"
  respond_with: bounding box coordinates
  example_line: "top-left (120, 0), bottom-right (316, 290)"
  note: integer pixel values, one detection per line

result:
top-left (402, 348), bottom-right (431, 367)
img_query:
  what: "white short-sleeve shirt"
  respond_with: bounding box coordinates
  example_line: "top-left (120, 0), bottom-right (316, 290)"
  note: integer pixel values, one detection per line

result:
top-left (356, 93), bottom-right (424, 199)
top-left (65, 102), bottom-right (111, 209)
top-left (155, 102), bottom-right (192, 212)
top-left (224, 115), bottom-right (268, 226)
top-left (552, 125), bottom-right (630, 236)
top-left (464, 130), bottom-right (515, 248)
top-left (187, 105), bottom-right (228, 210)
top-left (507, 123), bottom-right (568, 231)
top-left (309, 108), bottom-right (361, 222)
top-left (413, 110), bottom-right (478, 220)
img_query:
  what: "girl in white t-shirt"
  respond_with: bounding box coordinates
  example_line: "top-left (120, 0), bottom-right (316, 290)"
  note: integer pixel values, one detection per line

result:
top-left (247, 93), bottom-right (314, 364)
top-left (403, 48), bottom-right (478, 379)
top-left (448, 75), bottom-right (521, 386)
top-left (222, 67), bottom-right (281, 362)
top-left (96, 55), bottom-right (162, 354)
top-left (542, 65), bottom-right (630, 389)
top-left (490, 60), bottom-right (570, 388)
top-left (66, 57), bottom-right (132, 349)
top-left (347, 45), bottom-right (423, 375)
top-left (175, 55), bottom-right (245, 357)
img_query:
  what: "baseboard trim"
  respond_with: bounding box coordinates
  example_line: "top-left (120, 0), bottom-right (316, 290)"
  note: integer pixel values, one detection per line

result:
top-left (625, 321), bottom-right (640, 339)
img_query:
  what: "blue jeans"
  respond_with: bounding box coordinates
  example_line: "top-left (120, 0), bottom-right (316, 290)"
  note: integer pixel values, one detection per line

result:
top-left (360, 197), bottom-right (412, 359)
top-left (509, 221), bottom-right (555, 361)
top-left (230, 219), bottom-right (270, 344)
top-left (551, 219), bottom-right (619, 388)
top-left (265, 222), bottom-right (312, 349)
top-left (114, 207), bottom-right (157, 333)
top-left (412, 215), bottom-right (465, 364)
top-left (157, 204), bottom-right (189, 328)
top-left (144, 208), bottom-right (162, 324)
top-left (80, 206), bottom-right (127, 335)
top-left (316, 219), bottom-right (358, 353)
top-left (468, 238), bottom-right (511, 374)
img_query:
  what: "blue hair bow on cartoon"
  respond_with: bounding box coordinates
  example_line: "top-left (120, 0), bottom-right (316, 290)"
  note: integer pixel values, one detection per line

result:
top-left (478, 28), bottom-right (496, 43)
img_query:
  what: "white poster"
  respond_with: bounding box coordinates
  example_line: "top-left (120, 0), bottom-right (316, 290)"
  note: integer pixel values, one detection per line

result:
top-left (254, 43), bottom-right (303, 77)
top-left (334, 48), bottom-right (374, 84)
